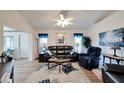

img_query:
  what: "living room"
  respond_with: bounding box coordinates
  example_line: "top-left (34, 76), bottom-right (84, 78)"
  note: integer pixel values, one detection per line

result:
top-left (0, 10), bottom-right (124, 83)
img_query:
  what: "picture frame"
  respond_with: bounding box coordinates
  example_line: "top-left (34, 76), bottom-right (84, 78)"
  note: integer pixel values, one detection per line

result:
top-left (99, 27), bottom-right (124, 47)
top-left (56, 33), bottom-right (67, 45)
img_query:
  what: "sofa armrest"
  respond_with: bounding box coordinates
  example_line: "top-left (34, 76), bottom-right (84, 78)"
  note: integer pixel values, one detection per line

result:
top-left (44, 53), bottom-right (52, 62)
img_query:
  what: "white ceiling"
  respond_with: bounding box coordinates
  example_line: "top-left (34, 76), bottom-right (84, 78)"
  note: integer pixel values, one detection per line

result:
top-left (18, 10), bottom-right (116, 30)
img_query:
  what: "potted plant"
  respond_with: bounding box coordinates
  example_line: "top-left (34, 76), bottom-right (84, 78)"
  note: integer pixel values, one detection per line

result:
top-left (83, 36), bottom-right (92, 48)
top-left (75, 42), bottom-right (79, 53)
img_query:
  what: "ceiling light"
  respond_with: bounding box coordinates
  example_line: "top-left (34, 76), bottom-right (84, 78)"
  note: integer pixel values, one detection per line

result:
top-left (55, 14), bottom-right (73, 28)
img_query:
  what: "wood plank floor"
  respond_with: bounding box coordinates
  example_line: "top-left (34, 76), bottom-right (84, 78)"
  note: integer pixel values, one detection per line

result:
top-left (14, 59), bottom-right (41, 83)
top-left (14, 59), bottom-right (102, 83)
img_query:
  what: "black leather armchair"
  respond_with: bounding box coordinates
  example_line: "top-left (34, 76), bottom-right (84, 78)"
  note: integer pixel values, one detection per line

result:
top-left (78, 46), bottom-right (101, 70)
top-left (70, 52), bottom-right (79, 62)
top-left (102, 63), bottom-right (124, 83)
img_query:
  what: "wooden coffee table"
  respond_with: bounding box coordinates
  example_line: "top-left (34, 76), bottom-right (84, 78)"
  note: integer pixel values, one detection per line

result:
top-left (48, 58), bottom-right (71, 73)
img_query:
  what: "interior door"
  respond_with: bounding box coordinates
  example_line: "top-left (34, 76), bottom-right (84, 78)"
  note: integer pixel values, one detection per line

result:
top-left (19, 33), bottom-right (29, 58)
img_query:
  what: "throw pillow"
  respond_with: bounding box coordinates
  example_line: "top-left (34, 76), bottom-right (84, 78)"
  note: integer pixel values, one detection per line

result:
top-left (46, 50), bottom-right (52, 56)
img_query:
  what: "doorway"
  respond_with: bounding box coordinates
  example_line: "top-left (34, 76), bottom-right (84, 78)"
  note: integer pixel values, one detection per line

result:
top-left (19, 32), bottom-right (29, 58)
top-left (3, 26), bottom-right (31, 60)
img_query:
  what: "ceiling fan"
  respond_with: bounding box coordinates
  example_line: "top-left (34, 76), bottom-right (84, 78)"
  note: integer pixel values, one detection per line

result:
top-left (55, 14), bottom-right (73, 28)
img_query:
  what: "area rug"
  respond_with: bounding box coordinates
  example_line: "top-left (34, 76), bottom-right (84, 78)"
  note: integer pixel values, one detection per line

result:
top-left (25, 63), bottom-right (91, 83)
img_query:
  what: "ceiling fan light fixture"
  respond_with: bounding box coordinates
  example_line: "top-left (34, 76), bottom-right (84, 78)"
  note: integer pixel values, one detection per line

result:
top-left (55, 14), bottom-right (73, 28)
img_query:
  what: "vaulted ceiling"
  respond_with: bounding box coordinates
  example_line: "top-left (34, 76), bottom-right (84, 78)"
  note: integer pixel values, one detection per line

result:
top-left (18, 10), bottom-right (116, 30)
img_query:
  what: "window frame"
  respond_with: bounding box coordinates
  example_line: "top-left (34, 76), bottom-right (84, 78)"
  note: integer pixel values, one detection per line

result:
top-left (4, 36), bottom-right (14, 51)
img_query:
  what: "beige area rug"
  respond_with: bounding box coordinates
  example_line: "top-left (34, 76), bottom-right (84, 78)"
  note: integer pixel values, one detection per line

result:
top-left (25, 63), bottom-right (91, 83)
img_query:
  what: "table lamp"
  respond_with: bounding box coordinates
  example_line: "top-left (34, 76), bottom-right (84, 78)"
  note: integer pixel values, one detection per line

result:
top-left (111, 45), bottom-right (121, 56)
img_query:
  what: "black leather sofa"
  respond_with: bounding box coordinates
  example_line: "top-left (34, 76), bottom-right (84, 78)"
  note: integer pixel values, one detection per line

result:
top-left (48, 46), bottom-right (73, 58)
top-left (44, 46), bottom-right (78, 62)
top-left (78, 46), bottom-right (101, 70)
top-left (102, 63), bottom-right (124, 83)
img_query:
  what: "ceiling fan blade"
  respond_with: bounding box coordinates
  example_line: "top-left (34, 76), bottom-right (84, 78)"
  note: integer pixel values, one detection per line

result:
top-left (54, 13), bottom-right (73, 27)
top-left (63, 21), bottom-right (72, 26)
top-left (57, 21), bottom-right (62, 26)
top-left (61, 23), bottom-right (65, 28)
top-left (60, 14), bottom-right (64, 20)
top-left (65, 18), bottom-right (73, 21)
top-left (67, 21), bottom-right (73, 24)
top-left (55, 20), bottom-right (62, 26)
top-left (64, 20), bottom-right (72, 24)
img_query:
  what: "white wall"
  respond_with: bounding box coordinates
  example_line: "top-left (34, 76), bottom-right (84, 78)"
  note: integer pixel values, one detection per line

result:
top-left (0, 25), bottom-right (3, 54)
top-left (0, 11), bottom-right (89, 60)
top-left (0, 11), bottom-right (34, 33)
top-left (86, 11), bottom-right (124, 65)
top-left (3, 31), bottom-right (31, 60)
top-left (19, 32), bottom-right (30, 58)
top-left (1, 10), bottom-right (124, 61)
top-left (36, 29), bottom-right (88, 53)
top-left (13, 32), bottom-right (20, 59)
top-left (36, 29), bottom-right (88, 45)
top-left (28, 34), bottom-right (34, 61)
top-left (0, 11), bottom-right (36, 61)
top-left (32, 34), bottom-right (39, 59)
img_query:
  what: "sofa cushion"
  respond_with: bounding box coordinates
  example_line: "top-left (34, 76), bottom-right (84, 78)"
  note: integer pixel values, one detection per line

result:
top-left (105, 64), bottom-right (124, 75)
top-left (48, 46), bottom-right (73, 59)
top-left (105, 72), bottom-right (124, 83)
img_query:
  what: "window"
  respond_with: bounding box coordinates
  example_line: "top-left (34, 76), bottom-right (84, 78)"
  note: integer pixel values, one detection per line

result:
top-left (38, 33), bottom-right (48, 53)
top-left (74, 33), bottom-right (83, 53)
top-left (4, 36), bottom-right (14, 51)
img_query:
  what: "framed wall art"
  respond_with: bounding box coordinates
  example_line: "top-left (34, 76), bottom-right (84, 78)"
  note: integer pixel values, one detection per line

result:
top-left (99, 27), bottom-right (124, 47)
top-left (56, 33), bottom-right (67, 45)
